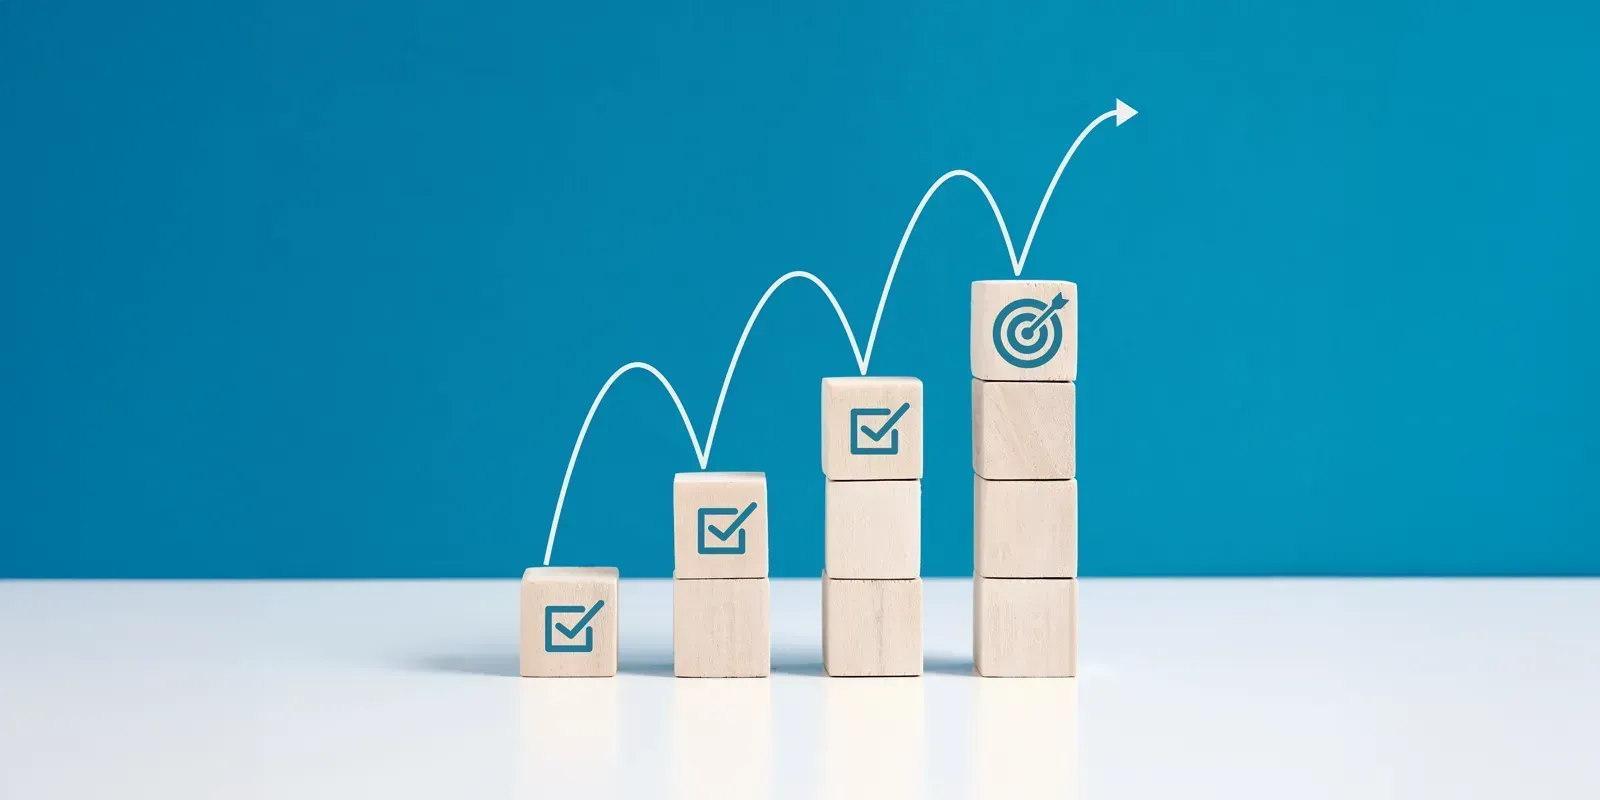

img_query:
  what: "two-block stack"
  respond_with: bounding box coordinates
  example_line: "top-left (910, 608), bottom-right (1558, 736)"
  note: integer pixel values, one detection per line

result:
top-left (672, 472), bottom-right (771, 677)
top-left (820, 377), bottom-right (924, 676)
top-left (970, 280), bottom-right (1079, 677)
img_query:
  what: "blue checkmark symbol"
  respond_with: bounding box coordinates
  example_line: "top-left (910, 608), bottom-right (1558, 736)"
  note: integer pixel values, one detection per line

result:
top-left (850, 402), bottom-right (912, 455)
top-left (698, 501), bottom-right (757, 555)
top-left (544, 599), bottom-right (605, 653)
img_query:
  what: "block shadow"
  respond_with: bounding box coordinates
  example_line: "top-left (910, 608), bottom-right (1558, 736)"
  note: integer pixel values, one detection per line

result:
top-left (413, 651), bottom-right (520, 678)
top-left (771, 649), bottom-right (825, 677)
top-left (925, 654), bottom-right (977, 676)
top-left (617, 653), bottom-right (676, 677)
top-left (406, 650), bottom-right (973, 679)
top-left (771, 650), bottom-right (974, 678)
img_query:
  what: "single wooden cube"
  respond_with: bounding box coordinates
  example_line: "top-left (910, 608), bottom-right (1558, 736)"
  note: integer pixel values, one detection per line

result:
top-left (821, 377), bottom-right (923, 480)
top-left (973, 576), bottom-right (1077, 677)
top-left (974, 476), bottom-right (1078, 578)
top-left (822, 573), bottom-right (923, 676)
top-left (519, 566), bottom-right (619, 678)
top-left (825, 479), bottom-right (920, 579)
top-left (971, 279), bottom-right (1078, 382)
top-left (673, 472), bottom-right (768, 579)
top-left (673, 577), bottom-right (770, 677)
top-left (972, 379), bottom-right (1075, 480)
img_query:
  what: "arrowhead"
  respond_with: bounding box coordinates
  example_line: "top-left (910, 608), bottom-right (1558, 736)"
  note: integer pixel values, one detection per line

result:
top-left (1115, 98), bottom-right (1138, 126)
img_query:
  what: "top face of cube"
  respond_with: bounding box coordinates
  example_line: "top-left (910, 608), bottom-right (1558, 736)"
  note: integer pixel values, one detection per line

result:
top-left (673, 472), bottom-right (768, 578)
top-left (522, 566), bottom-right (620, 583)
top-left (971, 280), bottom-right (1077, 381)
top-left (821, 377), bottom-right (923, 480)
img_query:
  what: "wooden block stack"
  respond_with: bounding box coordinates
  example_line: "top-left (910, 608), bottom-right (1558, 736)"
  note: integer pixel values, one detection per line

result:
top-left (820, 377), bottom-right (924, 677)
top-left (970, 280), bottom-right (1079, 677)
top-left (672, 472), bottom-right (771, 677)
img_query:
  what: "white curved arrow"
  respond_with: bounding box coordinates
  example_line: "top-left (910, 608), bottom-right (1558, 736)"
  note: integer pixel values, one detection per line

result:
top-left (543, 99), bottom-right (1137, 566)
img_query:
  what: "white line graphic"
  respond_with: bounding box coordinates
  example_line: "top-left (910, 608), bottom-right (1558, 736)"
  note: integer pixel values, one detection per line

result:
top-left (543, 100), bottom-right (1136, 565)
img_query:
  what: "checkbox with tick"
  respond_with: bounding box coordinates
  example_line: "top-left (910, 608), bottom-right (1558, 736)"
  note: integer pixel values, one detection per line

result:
top-left (698, 501), bottom-right (758, 555)
top-left (850, 402), bottom-right (912, 455)
top-left (544, 599), bottom-right (606, 652)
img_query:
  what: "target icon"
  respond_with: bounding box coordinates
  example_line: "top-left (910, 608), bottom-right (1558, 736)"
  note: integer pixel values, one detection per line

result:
top-left (991, 293), bottom-right (1070, 369)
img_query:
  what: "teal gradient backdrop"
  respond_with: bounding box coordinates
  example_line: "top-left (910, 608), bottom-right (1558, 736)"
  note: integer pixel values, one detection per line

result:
top-left (2, 1), bottom-right (1596, 578)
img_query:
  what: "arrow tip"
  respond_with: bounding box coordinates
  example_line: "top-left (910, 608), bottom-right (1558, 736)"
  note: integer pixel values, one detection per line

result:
top-left (1115, 98), bottom-right (1138, 126)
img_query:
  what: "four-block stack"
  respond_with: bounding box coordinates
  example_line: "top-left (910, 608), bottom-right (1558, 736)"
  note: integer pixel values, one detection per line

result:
top-left (970, 280), bottom-right (1079, 677)
top-left (672, 472), bottom-right (772, 677)
top-left (820, 377), bottom-right (924, 676)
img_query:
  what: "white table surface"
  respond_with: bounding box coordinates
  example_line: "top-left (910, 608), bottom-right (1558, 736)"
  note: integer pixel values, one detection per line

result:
top-left (1, 578), bottom-right (1596, 799)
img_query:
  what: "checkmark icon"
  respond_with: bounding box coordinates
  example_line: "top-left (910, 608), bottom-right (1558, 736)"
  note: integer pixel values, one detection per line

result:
top-left (706, 502), bottom-right (756, 541)
top-left (850, 402), bottom-right (912, 455)
top-left (859, 403), bottom-right (911, 441)
top-left (544, 599), bottom-right (605, 653)
top-left (697, 501), bottom-right (757, 555)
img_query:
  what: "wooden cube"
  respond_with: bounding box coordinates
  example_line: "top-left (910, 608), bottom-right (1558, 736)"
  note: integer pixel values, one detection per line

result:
top-left (825, 479), bottom-right (920, 579)
top-left (974, 576), bottom-right (1077, 677)
top-left (971, 279), bottom-right (1077, 382)
top-left (974, 476), bottom-right (1077, 578)
top-left (822, 574), bottom-right (922, 676)
top-left (821, 377), bottom-right (923, 480)
top-left (519, 567), bottom-right (619, 678)
top-left (673, 472), bottom-right (768, 579)
top-left (972, 379), bottom-right (1075, 480)
top-left (673, 578), bottom-right (770, 677)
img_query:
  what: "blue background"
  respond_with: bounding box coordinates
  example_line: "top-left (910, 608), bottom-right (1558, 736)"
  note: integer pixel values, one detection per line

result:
top-left (2, 1), bottom-right (1596, 578)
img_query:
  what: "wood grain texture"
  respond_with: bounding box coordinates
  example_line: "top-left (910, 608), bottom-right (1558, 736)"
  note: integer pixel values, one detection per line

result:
top-left (822, 574), bottom-right (923, 676)
top-left (519, 567), bottom-right (619, 678)
top-left (821, 377), bottom-right (923, 480)
top-left (973, 576), bottom-right (1077, 677)
top-left (970, 279), bottom-right (1077, 382)
top-left (672, 577), bottom-right (770, 678)
top-left (673, 472), bottom-right (768, 579)
top-left (974, 476), bottom-right (1077, 578)
top-left (971, 379), bottom-right (1075, 480)
top-left (825, 479), bottom-right (920, 579)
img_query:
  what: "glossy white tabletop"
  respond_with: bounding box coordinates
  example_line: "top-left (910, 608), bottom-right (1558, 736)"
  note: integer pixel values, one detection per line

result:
top-left (2, 578), bottom-right (1596, 799)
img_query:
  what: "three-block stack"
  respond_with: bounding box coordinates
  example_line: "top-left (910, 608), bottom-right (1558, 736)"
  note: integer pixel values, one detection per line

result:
top-left (820, 377), bottom-right (924, 676)
top-left (970, 280), bottom-right (1079, 677)
top-left (672, 472), bottom-right (771, 677)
